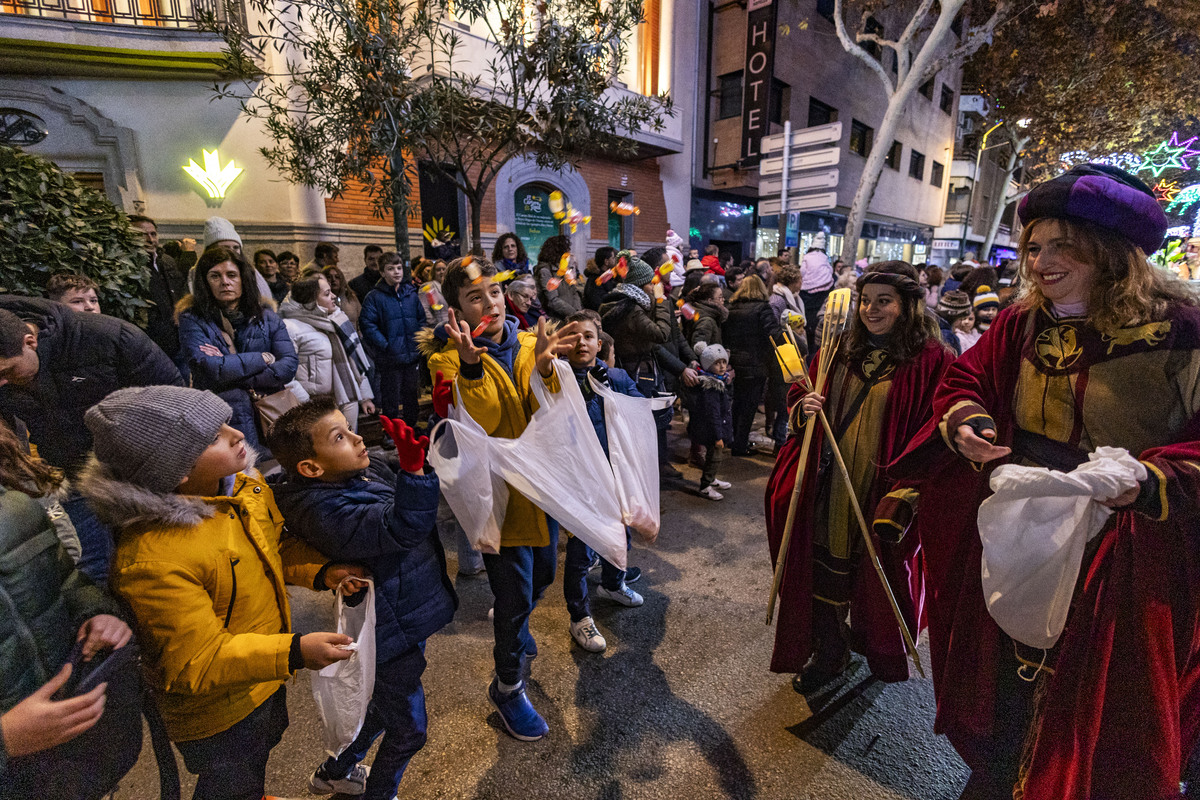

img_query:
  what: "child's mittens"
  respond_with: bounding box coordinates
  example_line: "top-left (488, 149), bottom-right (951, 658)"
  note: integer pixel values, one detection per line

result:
top-left (432, 371), bottom-right (454, 419)
top-left (379, 415), bottom-right (429, 473)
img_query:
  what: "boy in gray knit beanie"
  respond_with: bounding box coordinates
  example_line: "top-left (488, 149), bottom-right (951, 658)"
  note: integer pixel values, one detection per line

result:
top-left (77, 385), bottom-right (368, 797)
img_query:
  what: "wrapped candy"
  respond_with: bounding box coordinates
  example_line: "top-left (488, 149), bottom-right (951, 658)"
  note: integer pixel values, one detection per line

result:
top-left (615, 256), bottom-right (628, 278)
top-left (549, 191), bottom-right (566, 219)
top-left (472, 314), bottom-right (498, 337)
top-left (595, 269), bottom-right (616, 286)
top-left (493, 270), bottom-right (516, 283)
top-left (463, 255), bottom-right (482, 285)
top-left (677, 300), bottom-right (699, 321)
top-left (421, 283), bottom-right (444, 312)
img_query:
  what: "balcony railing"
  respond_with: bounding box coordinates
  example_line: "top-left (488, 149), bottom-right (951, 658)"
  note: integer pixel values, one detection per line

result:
top-left (0, 0), bottom-right (225, 29)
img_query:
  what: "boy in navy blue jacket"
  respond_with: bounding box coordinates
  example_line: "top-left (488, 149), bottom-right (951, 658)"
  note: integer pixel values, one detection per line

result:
top-left (560, 310), bottom-right (645, 653)
top-left (268, 399), bottom-right (457, 800)
top-left (360, 252), bottom-right (425, 427)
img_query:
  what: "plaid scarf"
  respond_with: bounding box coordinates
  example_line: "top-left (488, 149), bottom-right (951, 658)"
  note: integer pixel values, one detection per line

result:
top-left (279, 298), bottom-right (373, 404)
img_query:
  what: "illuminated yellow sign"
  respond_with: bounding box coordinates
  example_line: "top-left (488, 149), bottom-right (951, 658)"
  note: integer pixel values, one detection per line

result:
top-left (183, 149), bottom-right (243, 199)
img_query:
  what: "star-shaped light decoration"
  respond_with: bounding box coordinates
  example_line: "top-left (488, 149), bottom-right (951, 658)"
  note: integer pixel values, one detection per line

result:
top-left (1168, 132), bottom-right (1200, 169)
top-left (1154, 180), bottom-right (1181, 204)
top-left (1139, 139), bottom-right (1190, 178)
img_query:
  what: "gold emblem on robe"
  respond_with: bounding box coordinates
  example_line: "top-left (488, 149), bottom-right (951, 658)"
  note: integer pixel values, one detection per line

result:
top-left (1101, 321), bottom-right (1171, 354)
top-left (861, 349), bottom-right (895, 380)
top-left (1036, 325), bottom-right (1082, 369)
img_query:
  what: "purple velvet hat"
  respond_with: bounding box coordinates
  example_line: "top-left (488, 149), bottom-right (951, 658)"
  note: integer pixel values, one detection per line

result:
top-left (1017, 163), bottom-right (1168, 255)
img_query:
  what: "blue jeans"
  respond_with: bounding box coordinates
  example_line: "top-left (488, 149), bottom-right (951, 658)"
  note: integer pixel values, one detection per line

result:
top-left (321, 643), bottom-right (428, 800)
top-left (378, 362), bottom-right (421, 427)
top-left (563, 535), bottom-right (625, 623)
top-left (481, 519), bottom-right (559, 685)
top-left (176, 686), bottom-right (288, 800)
top-left (62, 494), bottom-right (111, 587)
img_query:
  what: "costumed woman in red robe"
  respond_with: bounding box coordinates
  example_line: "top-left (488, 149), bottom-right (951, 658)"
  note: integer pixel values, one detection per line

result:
top-left (892, 163), bottom-right (1200, 800)
top-left (765, 260), bottom-right (954, 691)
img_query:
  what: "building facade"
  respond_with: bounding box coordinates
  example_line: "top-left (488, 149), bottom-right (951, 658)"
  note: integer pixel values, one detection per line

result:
top-left (0, 0), bottom-right (696, 278)
top-left (693, 0), bottom-right (963, 264)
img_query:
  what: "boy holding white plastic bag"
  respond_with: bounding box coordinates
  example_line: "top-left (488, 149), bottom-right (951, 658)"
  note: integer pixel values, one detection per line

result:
top-left (417, 255), bottom-right (580, 742)
top-left (268, 400), bottom-right (456, 798)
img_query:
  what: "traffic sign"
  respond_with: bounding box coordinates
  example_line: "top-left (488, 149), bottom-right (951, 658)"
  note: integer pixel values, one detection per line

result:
top-left (759, 168), bottom-right (839, 197)
top-left (759, 148), bottom-right (841, 176)
top-left (759, 192), bottom-right (838, 216)
top-left (760, 121), bottom-right (842, 154)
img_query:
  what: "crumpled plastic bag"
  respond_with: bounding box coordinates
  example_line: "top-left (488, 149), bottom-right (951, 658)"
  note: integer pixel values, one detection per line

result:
top-left (428, 394), bottom-right (508, 554)
top-left (978, 446), bottom-right (1146, 649)
top-left (311, 578), bottom-right (376, 757)
top-left (589, 374), bottom-right (673, 543)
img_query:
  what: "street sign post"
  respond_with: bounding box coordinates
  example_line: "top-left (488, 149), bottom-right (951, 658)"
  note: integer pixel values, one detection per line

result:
top-left (759, 148), bottom-right (841, 175)
top-left (759, 192), bottom-right (839, 216)
top-left (760, 121), bottom-right (842, 154)
top-left (759, 168), bottom-right (840, 196)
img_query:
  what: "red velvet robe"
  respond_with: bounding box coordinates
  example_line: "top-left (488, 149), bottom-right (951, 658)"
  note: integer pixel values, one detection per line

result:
top-left (892, 303), bottom-right (1200, 800)
top-left (765, 338), bottom-right (954, 679)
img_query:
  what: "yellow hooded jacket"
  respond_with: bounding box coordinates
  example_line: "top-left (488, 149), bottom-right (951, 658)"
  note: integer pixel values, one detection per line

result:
top-left (420, 327), bottom-right (560, 548)
top-left (78, 461), bottom-right (326, 742)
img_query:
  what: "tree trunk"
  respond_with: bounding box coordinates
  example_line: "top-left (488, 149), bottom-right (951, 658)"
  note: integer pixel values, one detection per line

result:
top-left (388, 152), bottom-right (412, 266)
top-left (979, 135), bottom-right (1030, 261)
top-left (469, 188), bottom-right (485, 257)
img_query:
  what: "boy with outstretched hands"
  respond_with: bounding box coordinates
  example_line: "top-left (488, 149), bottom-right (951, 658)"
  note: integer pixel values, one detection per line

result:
top-left (416, 256), bottom-right (579, 742)
top-left (76, 385), bottom-right (362, 800)
top-left (268, 402), bottom-right (456, 799)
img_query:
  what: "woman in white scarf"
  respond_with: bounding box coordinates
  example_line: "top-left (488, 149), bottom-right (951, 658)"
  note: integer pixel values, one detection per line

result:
top-left (280, 272), bottom-right (376, 431)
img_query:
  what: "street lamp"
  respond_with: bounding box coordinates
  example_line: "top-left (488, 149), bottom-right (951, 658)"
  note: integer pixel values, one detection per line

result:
top-left (961, 120), bottom-right (1004, 261)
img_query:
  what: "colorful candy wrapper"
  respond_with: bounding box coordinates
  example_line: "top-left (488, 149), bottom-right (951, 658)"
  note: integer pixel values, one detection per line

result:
top-left (557, 253), bottom-right (571, 275)
top-left (472, 314), bottom-right (497, 337)
top-left (421, 283), bottom-right (444, 311)
top-left (464, 256), bottom-right (482, 285)
top-left (493, 270), bottom-right (515, 283)
top-left (677, 300), bottom-right (699, 321)
top-left (658, 263), bottom-right (675, 277)
top-left (615, 257), bottom-right (628, 278)
top-left (595, 269), bottom-right (615, 286)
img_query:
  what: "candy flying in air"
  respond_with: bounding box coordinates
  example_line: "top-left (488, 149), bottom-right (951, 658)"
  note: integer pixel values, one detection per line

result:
top-left (472, 314), bottom-right (498, 337)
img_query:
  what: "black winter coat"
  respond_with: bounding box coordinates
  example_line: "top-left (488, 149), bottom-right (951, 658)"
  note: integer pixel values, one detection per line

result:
top-left (687, 374), bottom-right (733, 446)
top-left (599, 287), bottom-right (672, 386)
top-left (0, 297), bottom-right (183, 477)
top-left (143, 251), bottom-right (189, 360)
top-left (722, 298), bottom-right (782, 379)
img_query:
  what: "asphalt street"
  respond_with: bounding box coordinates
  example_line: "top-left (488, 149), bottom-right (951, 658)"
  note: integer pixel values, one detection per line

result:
top-left (113, 423), bottom-right (970, 800)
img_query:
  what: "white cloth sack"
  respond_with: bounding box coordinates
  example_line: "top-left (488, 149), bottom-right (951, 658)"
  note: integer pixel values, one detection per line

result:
top-left (978, 446), bottom-right (1146, 649)
top-left (485, 360), bottom-right (628, 568)
top-left (311, 579), bottom-right (376, 757)
top-left (428, 392), bottom-right (508, 554)
top-left (589, 373), bottom-right (673, 543)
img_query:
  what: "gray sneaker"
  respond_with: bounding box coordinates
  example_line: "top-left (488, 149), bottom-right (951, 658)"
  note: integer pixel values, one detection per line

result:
top-left (309, 763), bottom-right (369, 795)
top-left (596, 583), bottom-right (644, 607)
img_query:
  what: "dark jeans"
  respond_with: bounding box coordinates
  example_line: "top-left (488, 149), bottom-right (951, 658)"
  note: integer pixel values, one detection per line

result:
top-left (176, 686), bottom-right (289, 800)
top-left (653, 405), bottom-right (674, 465)
top-left (379, 362), bottom-right (421, 427)
top-left (799, 289), bottom-right (831, 343)
top-left (766, 368), bottom-right (789, 444)
top-left (482, 519), bottom-right (560, 685)
top-left (62, 494), bottom-right (111, 587)
top-left (700, 443), bottom-right (726, 489)
top-left (322, 643), bottom-right (429, 800)
top-left (731, 375), bottom-right (768, 454)
top-left (563, 534), bottom-right (626, 623)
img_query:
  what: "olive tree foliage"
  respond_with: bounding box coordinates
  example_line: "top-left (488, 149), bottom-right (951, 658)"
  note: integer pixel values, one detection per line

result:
top-left (825, 0), bottom-right (1013, 266)
top-left (409, 0), bottom-right (674, 254)
top-left (204, 0), bottom-right (440, 261)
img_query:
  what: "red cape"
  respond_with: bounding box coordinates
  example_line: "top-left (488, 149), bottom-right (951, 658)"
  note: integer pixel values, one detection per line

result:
top-left (765, 338), bottom-right (954, 679)
top-left (891, 304), bottom-right (1200, 800)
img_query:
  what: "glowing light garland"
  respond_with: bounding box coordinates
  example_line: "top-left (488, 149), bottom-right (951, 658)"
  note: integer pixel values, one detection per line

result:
top-left (1168, 132), bottom-right (1200, 169)
top-left (1166, 183), bottom-right (1200, 216)
top-left (1139, 140), bottom-right (1190, 178)
top-left (1154, 180), bottom-right (1181, 203)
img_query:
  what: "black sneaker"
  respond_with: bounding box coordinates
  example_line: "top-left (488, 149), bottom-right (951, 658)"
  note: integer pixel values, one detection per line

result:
top-left (660, 463), bottom-right (683, 480)
top-left (623, 566), bottom-right (642, 584)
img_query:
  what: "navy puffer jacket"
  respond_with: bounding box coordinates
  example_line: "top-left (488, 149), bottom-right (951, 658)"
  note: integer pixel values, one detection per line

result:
top-left (271, 455), bottom-right (457, 662)
top-left (177, 299), bottom-right (298, 453)
top-left (360, 281), bottom-right (425, 367)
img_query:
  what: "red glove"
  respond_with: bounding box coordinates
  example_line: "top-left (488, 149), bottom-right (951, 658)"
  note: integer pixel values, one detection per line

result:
top-left (379, 415), bottom-right (429, 474)
top-left (432, 371), bottom-right (454, 419)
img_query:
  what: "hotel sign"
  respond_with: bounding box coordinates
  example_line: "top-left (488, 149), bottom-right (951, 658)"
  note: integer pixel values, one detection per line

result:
top-left (740, 0), bottom-right (777, 166)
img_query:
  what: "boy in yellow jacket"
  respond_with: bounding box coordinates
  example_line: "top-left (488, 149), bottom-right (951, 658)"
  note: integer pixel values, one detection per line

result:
top-left (77, 385), bottom-right (366, 800)
top-left (419, 256), bottom-right (578, 741)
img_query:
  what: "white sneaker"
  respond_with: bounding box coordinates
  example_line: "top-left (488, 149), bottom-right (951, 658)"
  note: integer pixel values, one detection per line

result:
top-left (749, 431), bottom-right (774, 446)
top-left (595, 583), bottom-right (644, 607)
top-left (309, 763), bottom-right (369, 795)
top-left (700, 485), bottom-right (724, 501)
top-left (487, 607), bottom-right (494, 621)
top-left (570, 616), bottom-right (607, 652)
top-left (711, 478), bottom-right (731, 490)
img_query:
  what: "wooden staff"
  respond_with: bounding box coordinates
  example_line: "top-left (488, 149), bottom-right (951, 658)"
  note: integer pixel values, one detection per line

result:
top-left (766, 300), bottom-right (925, 679)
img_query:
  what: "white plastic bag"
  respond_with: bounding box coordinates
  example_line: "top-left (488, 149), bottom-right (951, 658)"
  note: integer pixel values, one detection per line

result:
top-left (589, 374), bottom-right (673, 543)
top-left (978, 446), bottom-right (1145, 649)
top-left (311, 578), bottom-right (376, 757)
top-left (427, 389), bottom-right (508, 554)
top-left (487, 360), bottom-right (628, 568)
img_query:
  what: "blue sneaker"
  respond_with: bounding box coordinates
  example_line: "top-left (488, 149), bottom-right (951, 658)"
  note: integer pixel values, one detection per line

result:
top-left (488, 678), bottom-right (548, 741)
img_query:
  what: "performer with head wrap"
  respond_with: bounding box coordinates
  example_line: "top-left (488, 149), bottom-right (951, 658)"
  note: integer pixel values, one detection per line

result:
top-left (892, 164), bottom-right (1200, 799)
top-left (765, 261), bottom-right (955, 691)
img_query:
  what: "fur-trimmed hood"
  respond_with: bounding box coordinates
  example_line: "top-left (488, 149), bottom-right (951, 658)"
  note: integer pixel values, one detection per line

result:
top-left (174, 292), bottom-right (276, 324)
top-left (75, 454), bottom-right (216, 531)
